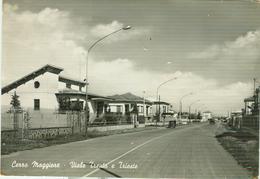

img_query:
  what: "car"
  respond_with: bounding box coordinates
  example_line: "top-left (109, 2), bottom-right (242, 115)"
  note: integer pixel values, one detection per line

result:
top-left (168, 120), bottom-right (176, 128)
top-left (209, 118), bottom-right (215, 124)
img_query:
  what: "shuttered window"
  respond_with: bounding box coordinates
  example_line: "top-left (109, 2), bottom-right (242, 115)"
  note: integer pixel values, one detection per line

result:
top-left (34, 99), bottom-right (40, 110)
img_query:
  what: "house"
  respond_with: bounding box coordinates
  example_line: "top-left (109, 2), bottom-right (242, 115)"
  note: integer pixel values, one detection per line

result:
top-left (107, 93), bottom-right (153, 124)
top-left (151, 101), bottom-right (173, 122)
top-left (242, 86), bottom-right (259, 131)
top-left (244, 95), bottom-right (257, 116)
top-left (1, 64), bottom-right (111, 129)
top-left (201, 111), bottom-right (212, 122)
top-left (229, 111), bottom-right (243, 129)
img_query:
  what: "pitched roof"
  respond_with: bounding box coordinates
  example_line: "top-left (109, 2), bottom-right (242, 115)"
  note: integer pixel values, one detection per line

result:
top-left (153, 101), bottom-right (171, 105)
top-left (108, 92), bottom-right (152, 103)
top-left (244, 96), bottom-right (255, 102)
top-left (56, 88), bottom-right (113, 100)
top-left (1, 64), bottom-right (63, 95)
top-left (58, 76), bottom-right (85, 87)
top-left (203, 110), bottom-right (212, 113)
top-left (109, 92), bottom-right (143, 100)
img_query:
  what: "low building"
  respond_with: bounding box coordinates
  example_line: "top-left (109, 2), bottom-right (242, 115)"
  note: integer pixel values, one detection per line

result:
top-left (151, 101), bottom-right (174, 122)
top-left (242, 86), bottom-right (259, 131)
top-left (107, 93), bottom-right (153, 124)
top-left (201, 111), bottom-right (212, 122)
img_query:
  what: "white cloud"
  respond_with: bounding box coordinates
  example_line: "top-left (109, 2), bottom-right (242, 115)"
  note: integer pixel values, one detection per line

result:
top-left (87, 58), bottom-right (252, 115)
top-left (91, 20), bottom-right (123, 37)
top-left (90, 20), bottom-right (149, 43)
top-left (188, 30), bottom-right (260, 61)
top-left (187, 30), bottom-right (260, 83)
top-left (2, 4), bottom-right (87, 83)
top-left (2, 4), bottom-right (253, 115)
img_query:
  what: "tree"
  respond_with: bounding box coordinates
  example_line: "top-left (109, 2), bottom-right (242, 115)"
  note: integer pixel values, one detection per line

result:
top-left (10, 91), bottom-right (21, 109)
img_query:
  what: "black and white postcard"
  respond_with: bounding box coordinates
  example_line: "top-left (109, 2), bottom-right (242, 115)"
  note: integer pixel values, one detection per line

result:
top-left (1, 0), bottom-right (259, 178)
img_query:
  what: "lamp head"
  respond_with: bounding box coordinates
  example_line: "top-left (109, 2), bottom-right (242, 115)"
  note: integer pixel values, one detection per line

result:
top-left (122, 25), bottom-right (132, 30)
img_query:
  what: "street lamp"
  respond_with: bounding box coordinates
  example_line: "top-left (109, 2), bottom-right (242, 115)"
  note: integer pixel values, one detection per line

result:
top-left (179, 92), bottom-right (193, 119)
top-left (156, 77), bottom-right (178, 126)
top-left (188, 100), bottom-right (200, 122)
top-left (143, 90), bottom-right (146, 122)
top-left (84, 25), bottom-right (132, 136)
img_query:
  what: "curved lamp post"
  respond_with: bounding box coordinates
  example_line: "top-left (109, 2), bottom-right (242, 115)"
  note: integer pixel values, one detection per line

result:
top-left (156, 77), bottom-right (178, 126)
top-left (85, 25), bottom-right (131, 136)
top-left (179, 92), bottom-right (193, 119)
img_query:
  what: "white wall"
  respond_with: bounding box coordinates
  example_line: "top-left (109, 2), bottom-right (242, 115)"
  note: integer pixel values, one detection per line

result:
top-left (108, 102), bottom-right (152, 117)
top-left (202, 112), bottom-right (212, 121)
top-left (137, 103), bottom-right (152, 117)
top-left (151, 104), bottom-right (170, 116)
top-left (108, 103), bottom-right (125, 114)
top-left (58, 80), bottom-right (84, 91)
top-left (2, 72), bottom-right (59, 111)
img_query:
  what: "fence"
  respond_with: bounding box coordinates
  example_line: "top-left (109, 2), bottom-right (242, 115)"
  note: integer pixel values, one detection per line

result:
top-left (242, 114), bottom-right (259, 131)
top-left (1, 109), bottom-right (75, 140)
top-left (66, 111), bottom-right (86, 134)
top-left (1, 109), bottom-right (148, 141)
top-left (1, 109), bottom-right (68, 130)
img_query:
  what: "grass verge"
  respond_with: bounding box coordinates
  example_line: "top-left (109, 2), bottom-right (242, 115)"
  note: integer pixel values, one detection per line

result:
top-left (1, 126), bottom-right (156, 155)
top-left (216, 130), bottom-right (259, 177)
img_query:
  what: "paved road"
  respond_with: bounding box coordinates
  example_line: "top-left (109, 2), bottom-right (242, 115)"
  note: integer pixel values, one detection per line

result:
top-left (1, 123), bottom-right (250, 178)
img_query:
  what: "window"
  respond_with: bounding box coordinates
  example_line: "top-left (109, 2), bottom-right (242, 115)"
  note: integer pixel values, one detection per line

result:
top-left (66, 83), bottom-right (71, 89)
top-left (57, 97), bottom-right (71, 112)
top-left (138, 106), bottom-right (144, 113)
top-left (163, 106), bottom-right (167, 113)
top-left (34, 99), bottom-right (40, 110)
top-left (34, 81), bottom-right (40, 88)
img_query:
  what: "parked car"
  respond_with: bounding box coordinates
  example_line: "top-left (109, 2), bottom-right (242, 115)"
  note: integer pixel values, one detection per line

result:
top-left (209, 118), bottom-right (215, 124)
top-left (168, 120), bottom-right (176, 128)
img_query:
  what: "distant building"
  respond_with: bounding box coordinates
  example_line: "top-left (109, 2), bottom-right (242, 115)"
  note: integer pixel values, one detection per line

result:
top-left (201, 111), bottom-right (212, 122)
top-left (229, 111), bottom-right (243, 129)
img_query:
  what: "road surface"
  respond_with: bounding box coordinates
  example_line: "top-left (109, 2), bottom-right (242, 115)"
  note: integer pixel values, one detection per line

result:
top-left (1, 123), bottom-right (250, 178)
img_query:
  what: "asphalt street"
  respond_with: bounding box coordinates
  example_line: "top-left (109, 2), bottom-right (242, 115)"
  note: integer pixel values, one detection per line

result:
top-left (1, 123), bottom-right (250, 178)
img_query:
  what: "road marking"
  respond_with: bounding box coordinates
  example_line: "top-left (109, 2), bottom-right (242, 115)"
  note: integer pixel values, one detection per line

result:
top-left (82, 130), bottom-right (176, 177)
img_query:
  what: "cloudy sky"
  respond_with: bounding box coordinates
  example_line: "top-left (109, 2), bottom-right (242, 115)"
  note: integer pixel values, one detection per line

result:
top-left (2, 0), bottom-right (260, 115)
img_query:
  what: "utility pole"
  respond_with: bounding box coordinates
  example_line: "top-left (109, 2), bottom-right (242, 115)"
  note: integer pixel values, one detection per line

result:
top-left (189, 105), bottom-right (191, 120)
top-left (156, 77), bottom-right (177, 127)
top-left (143, 90), bottom-right (146, 124)
top-left (84, 26), bottom-right (131, 136)
top-left (179, 100), bottom-right (182, 119)
top-left (179, 92), bottom-right (193, 120)
top-left (188, 100), bottom-right (200, 123)
top-left (253, 78), bottom-right (256, 94)
top-left (158, 95), bottom-right (161, 125)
